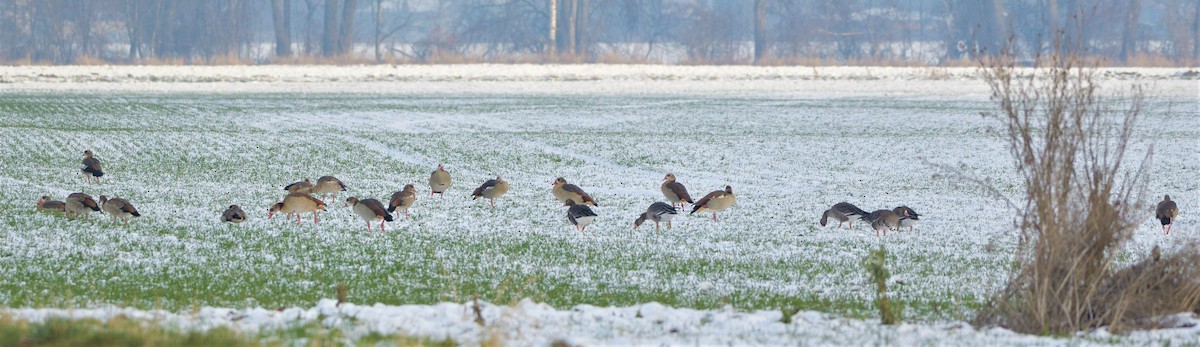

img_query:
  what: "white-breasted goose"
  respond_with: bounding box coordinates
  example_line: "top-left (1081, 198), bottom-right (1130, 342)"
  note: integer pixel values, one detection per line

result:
top-left (346, 197), bottom-right (394, 232)
top-left (388, 184), bottom-right (418, 220)
top-left (820, 202), bottom-right (869, 229)
top-left (429, 164), bottom-right (452, 198)
top-left (565, 199), bottom-right (598, 232)
top-left (99, 195), bottom-right (141, 225)
top-left (270, 192), bottom-right (326, 224)
top-left (312, 176), bottom-right (347, 201)
top-left (690, 185), bottom-right (736, 222)
top-left (863, 209), bottom-right (900, 237)
top-left (222, 205), bottom-right (246, 223)
top-left (1157, 195), bottom-right (1180, 235)
top-left (65, 192), bottom-right (101, 220)
top-left (285, 178), bottom-right (313, 194)
top-left (81, 150), bottom-right (104, 184)
top-left (471, 176), bottom-right (510, 208)
top-left (892, 206), bottom-right (921, 232)
top-left (37, 195), bottom-right (67, 213)
top-left (661, 173), bottom-right (694, 210)
top-left (634, 202), bottom-right (678, 230)
top-left (552, 177), bottom-right (597, 206)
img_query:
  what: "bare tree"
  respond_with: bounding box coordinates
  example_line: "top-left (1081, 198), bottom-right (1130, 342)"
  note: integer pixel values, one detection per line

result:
top-left (753, 0), bottom-right (765, 64)
top-left (1119, 0), bottom-right (1141, 62)
top-left (272, 0), bottom-right (293, 57)
top-left (323, 0), bottom-right (339, 56)
top-left (1193, 0), bottom-right (1199, 61)
top-left (339, 0), bottom-right (357, 54)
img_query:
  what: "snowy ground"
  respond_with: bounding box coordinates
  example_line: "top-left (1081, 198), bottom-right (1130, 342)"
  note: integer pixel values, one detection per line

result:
top-left (0, 65), bottom-right (1197, 345)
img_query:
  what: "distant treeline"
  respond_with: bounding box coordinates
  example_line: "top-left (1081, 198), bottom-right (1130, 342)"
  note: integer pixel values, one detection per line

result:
top-left (1, 0), bottom-right (1197, 66)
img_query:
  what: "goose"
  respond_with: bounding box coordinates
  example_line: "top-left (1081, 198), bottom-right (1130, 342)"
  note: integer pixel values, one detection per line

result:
top-left (346, 197), bottom-right (394, 232)
top-left (565, 199), bottom-right (598, 232)
top-left (660, 173), bottom-right (694, 210)
top-left (36, 195), bottom-right (66, 213)
top-left (99, 195), bottom-right (141, 225)
top-left (269, 192), bottom-right (326, 224)
top-left (552, 177), bottom-right (597, 206)
top-left (429, 164), bottom-right (452, 198)
top-left (863, 209), bottom-right (900, 237)
top-left (471, 176), bottom-right (510, 208)
top-left (892, 206), bottom-right (921, 232)
top-left (284, 178), bottom-right (313, 194)
top-left (81, 150), bottom-right (104, 183)
top-left (388, 184), bottom-right (418, 220)
top-left (1157, 195), bottom-right (1180, 235)
top-left (65, 192), bottom-right (101, 220)
top-left (311, 176), bottom-right (347, 201)
top-left (819, 202), bottom-right (870, 229)
top-left (634, 202), bottom-right (678, 230)
top-left (222, 205), bottom-right (246, 223)
top-left (690, 185), bottom-right (736, 222)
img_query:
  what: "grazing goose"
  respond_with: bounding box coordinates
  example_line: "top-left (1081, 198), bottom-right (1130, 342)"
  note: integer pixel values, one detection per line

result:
top-left (36, 195), bottom-right (67, 213)
top-left (1157, 195), bottom-right (1180, 235)
top-left (99, 195), bottom-right (141, 225)
top-left (660, 173), bottom-right (694, 210)
top-left (863, 209), bottom-right (901, 237)
top-left (552, 177), bottom-right (597, 206)
top-left (284, 178), bottom-right (313, 194)
top-left (269, 192), bottom-right (326, 224)
top-left (819, 202), bottom-right (870, 229)
top-left (690, 185), bottom-right (736, 222)
top-left (312, 176), bottom-right (347, 201)
top-left (429, 164), bottom-right (452, 198)
top-left (81, 150), bottom-right (104, 184)
top-left (634, 202), bottom-right (678, 230)
top-left (892, 206), bottom-right (921, 232)
top-left (565, 199), bottom-right (598, 232)
top-left (65, 192), bottom-right (101, 220)
top-left (388, 184), bottom-right (418, 220)
top-left (346, 197), bottom-right (394, 232)
top-left (222, 205), bottom-right (246, 223)
top-left (471, 176), bottom-right (510, 208)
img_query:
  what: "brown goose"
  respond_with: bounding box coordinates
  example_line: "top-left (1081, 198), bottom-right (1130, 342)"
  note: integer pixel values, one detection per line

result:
top-left (863, 209), bottom-right (900, 237)
top-left (284, 178), bottom-right (313, 194)
top-left (634, 202), bottom-right (678, 230)
top-left (222, 205), bottom-right (247, 223)
top-left (690, 185), bottom-right (736, 222)
top-left (892, 206), bottom-right (921, 232)
top-left (1157, 195), bottom-right (1180, 235)
top-left (660, 173), bottom-right (694, 210)
top-left (565, 199), bottom-right (598, 232)
top-left (65, 192), bottom-right (101, 220)
top-left (346, 197), bottom-right (394, 232)
top-left (269, 192), bottom-right (326, 224)
top-left (81, 150), bottom-right (104, 184)
top-left (429, 164), bottom-right (452, 198)
top-left (471, 176), bottom-right (510, 208)
top-left (36, 195), bottom-right (67, 213)
top-left (312, 176), bottom-right (347, 201)
top-left (819, 202), bottom-right (869, 229)
top-left (99, 195), bottom-right (141, 225)
top-left (552, 177), bottom-right (597, 206)
top-left (388, 184), bottom-right (418, 220)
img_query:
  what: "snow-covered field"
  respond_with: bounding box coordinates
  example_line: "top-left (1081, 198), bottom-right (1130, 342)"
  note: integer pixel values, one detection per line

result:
top-left (0, 65), bottom-right (1197, 345)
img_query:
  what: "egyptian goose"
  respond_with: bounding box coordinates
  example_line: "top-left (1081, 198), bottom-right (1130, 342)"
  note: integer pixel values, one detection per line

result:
top-left (65, 192), bottom-right (101, 220)
top-left (863, 209), bottom-right (900, 237)
top-left (564, 199), bottom-right (598, 232)
top-left (36, 195), bottom-right (67, 213)
top-left (690, 185), bottom-right (736, 222)
top-left (892, 206), bottom-right (921, 232)
top-left (552, 177), bottom-right (597, 206)
top-left (346, 197), bottom-right (394, 232)
top-left (471, 176), bottom-right (510, 208)
top-left (81, 150), bottom-right (104, 184)
top-left (429, 164), bottom-right (452, 198)
top-left (388, 184), bottom-right (418, 220)
top-left (222, 205), bottom-right (246, 223)
top-left (1157, 195), bottom-right (1180, 235)
top-left (284, 178), bottom-right (313, 194)
top-left (312, 176), bottom-right (347, 201)
top-left (634, 202), bottom-right (678, 230)
top-left (99, 195), bottom-right (141, 225)
top-left (661, 173), bottom-right (694, 210)
top-left (820, 202), bottom-right (869, 229)
top-left (269, 192), bottom-right (326, 224)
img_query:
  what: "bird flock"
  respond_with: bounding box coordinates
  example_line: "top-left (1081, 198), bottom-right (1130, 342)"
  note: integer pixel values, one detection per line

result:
top-left (35, 149), bottom-right (1181, 235)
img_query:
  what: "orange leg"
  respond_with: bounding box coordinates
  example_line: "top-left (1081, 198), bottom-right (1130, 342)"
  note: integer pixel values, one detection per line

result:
top-left (380, 220), bottom-right (386, 232)
top-left (313, 212), bottom-right (319, 224)
top-left (712, 212), bottom-right (718, 222)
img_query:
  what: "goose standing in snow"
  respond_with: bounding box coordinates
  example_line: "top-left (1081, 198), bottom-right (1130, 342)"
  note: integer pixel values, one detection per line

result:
top-left (388, 184), bottom-right (418, 220)
top-left (565, 199), bottom-right (598, 232)
top-left (634, 202), bottom-right (678, 230)
top-left (1157, 195), bottom-right (1180, 235)
top-left (312, 176), bottom-right (347, 201)
top-left (471, 176), bottom-right (510, 208)
top-left (65, 192), bottom-right (101, 220)
top-left (284, 178), bottom-right (313, 194)
top-left (269, 192), bottom-right (326, 224)
top-left (892, 206), bottom-right (921, 232)
top-left (222, 205), bottom-right (246, 223)
top-left (36, 195), bottom-right (66, 213)
top-left (863, 209), bottom-right (900, 237)
top-left (660, 173), bottom-right (694, 210)
top-left (690, 185), bottom-right (736, 222)
top-left (346, 197), bottom-right (394, 232)
top-left (429, 164), bottom-right (452, 198)
top-left (81, 150), bottom-right (104, 184)
top-left (99, 195), bottom-right (141, 225)
top-left (552, 177), bottom-right (597, 206)
top-left (819, 202), bottom-right (870, 229)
